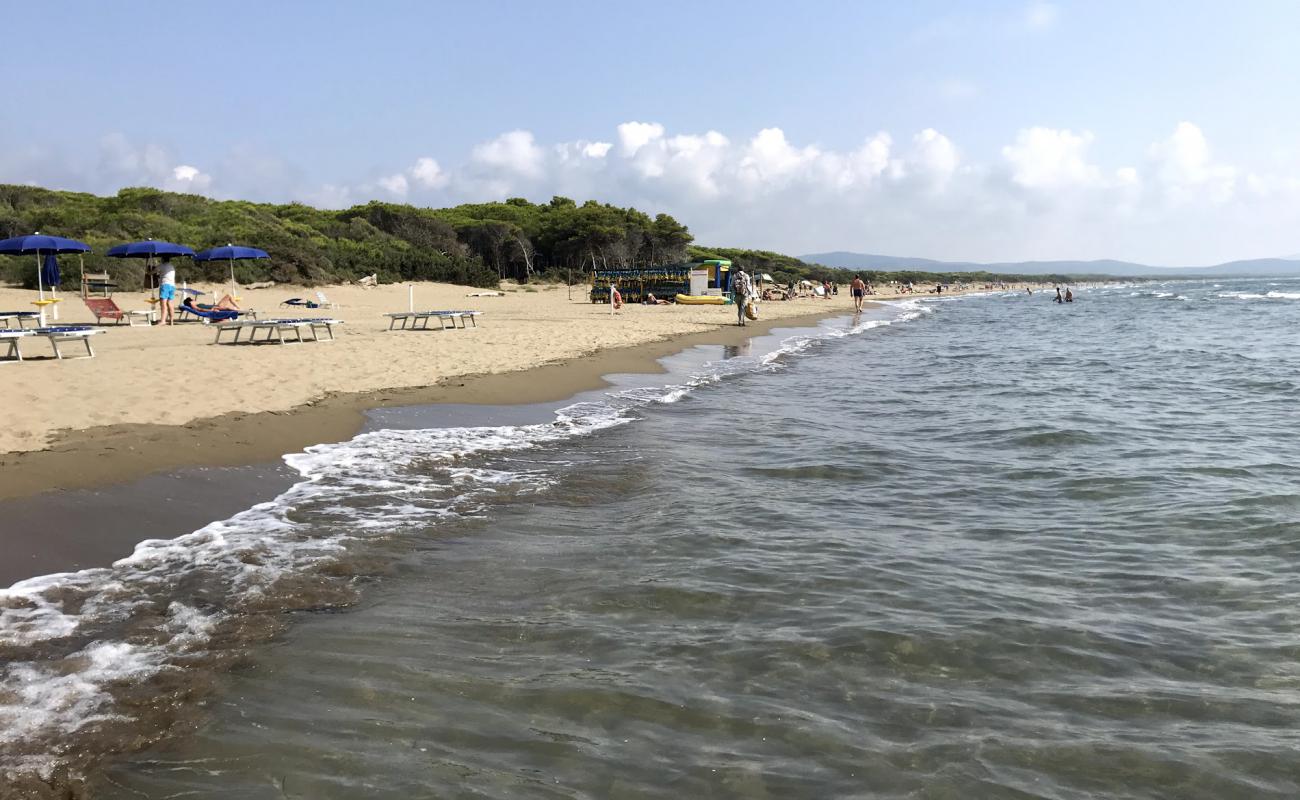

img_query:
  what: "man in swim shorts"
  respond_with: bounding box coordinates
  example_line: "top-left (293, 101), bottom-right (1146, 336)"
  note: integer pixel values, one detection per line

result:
top-left (156, 256), bottom-right (177, 326)
top-left (850, 275), bottom-right (866, 311)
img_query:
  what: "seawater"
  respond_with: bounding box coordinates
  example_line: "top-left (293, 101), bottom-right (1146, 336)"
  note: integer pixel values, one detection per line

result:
top-left (6, 280), bottom-right (1300, 799)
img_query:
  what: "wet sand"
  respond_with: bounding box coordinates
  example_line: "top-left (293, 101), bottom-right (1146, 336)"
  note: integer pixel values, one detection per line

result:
top-left (0, 304), bottom-right (840, 503)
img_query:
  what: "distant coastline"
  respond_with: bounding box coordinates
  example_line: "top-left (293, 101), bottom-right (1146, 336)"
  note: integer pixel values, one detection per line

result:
top-left (802, 250), bottom-right (1300, 279)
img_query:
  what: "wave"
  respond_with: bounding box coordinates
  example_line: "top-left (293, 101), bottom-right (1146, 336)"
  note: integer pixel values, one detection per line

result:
top-left (0, 299), bottom-right (949, 792)
top-left (1217, 290), bottom-right (1300, 300)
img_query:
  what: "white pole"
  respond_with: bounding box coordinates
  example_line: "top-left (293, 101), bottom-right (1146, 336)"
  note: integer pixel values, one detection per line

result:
top-left (408, 284), bottom-right (414, 312)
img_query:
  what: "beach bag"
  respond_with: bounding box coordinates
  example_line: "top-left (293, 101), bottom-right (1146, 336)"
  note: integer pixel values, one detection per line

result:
top-left (745, 300), bottom-right (759, 320)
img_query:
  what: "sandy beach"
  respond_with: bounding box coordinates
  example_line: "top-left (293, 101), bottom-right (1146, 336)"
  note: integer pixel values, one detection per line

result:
top-left (0, 280), bottom-right (1034, 501)
top-left (0, 281), bottom-right (863, 497)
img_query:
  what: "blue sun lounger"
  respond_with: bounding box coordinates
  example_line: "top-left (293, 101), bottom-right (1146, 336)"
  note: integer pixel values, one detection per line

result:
top-left (3, 326), bottom-right (105, 359)
top-left (213, 317), bottom-right (342, 344)
top-left (178, 305), bottom-right (243, 323)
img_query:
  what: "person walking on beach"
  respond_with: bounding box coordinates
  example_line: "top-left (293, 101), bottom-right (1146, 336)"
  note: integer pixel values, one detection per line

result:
top-left (156, 256), bottom-right (177, 326)
top-left (732, 268), bottom-right (753, 326)
top-left (850, 275), bottom-right (866, 311)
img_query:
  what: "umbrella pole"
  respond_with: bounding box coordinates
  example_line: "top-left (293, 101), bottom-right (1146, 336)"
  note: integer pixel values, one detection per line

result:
top-left (34, 253), bottom-right (47, 326)
top-left (230, 256), bottom-right (236, 300)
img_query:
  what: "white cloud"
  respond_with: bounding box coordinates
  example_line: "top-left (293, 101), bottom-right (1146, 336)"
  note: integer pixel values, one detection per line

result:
top-left (411, 157), bottom-right (447, 188)
top-left (1002, 127), bottom-right (1100, 189)
top-left (9, 120), bottom-right (1300, 265)
top-left (617, 121), bottom-right (665, 157)
top-left (377, 173), bottom-right (409, 197)
top-left (1149, 121), bottom-right (1237, 202)
top-left (167, 164), bottom-right (212, 192)
top-left (471, 130), bottom-right (544, 178)
top-left (910, 128), bottom-right (959, 181)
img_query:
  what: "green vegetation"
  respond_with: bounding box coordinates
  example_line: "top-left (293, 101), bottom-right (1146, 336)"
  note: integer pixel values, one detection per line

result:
top-left (0, 186), bottom-right (694, 290)
top-left (0, 183), bottom-right (1105, 292)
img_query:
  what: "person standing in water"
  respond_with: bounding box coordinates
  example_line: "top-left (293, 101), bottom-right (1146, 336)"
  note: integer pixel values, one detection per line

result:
top-left (731, 268), bottom-right (753, 326)
top-left (1054, 287), bottom-right (1063, 303)
top-left (1065, 287), bottom-right (1074, 303)
top-left (850, 275), bottom-right (866, 312)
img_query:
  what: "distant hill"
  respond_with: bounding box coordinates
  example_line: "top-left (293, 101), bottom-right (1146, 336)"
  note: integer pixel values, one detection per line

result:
top-left (802, 251), bottom-right (1300, 278)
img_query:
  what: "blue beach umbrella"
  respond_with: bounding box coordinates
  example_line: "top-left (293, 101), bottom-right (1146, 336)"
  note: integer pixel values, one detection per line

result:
top-left (0, 233), bottom-right (91, 323)
top-left (107, 239), bottom-right (196, 296)
top-left (194, 244), bottom-right (269, 295)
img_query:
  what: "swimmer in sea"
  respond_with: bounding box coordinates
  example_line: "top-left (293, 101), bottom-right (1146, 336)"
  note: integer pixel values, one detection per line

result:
top-left (1054, 287), bottom-right (1063, 303)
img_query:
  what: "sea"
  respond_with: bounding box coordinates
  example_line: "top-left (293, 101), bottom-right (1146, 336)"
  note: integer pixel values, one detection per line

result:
top-left (4, 278), bottom-right (1300, 799)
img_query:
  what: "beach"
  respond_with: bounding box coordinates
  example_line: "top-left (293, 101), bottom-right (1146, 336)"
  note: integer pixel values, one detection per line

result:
top-left (7, 282), bottom-right (1300, 799)
top-left (0, 280), bottom-right (1012, 501)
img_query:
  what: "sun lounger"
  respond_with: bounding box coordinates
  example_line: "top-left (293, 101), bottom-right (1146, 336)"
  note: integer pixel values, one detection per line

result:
top-left (0, 329), bottom-right (33, 362)
top-left (178, 304), bottom-right (255, 324)
top-left (84, 297), bottom-right (155, 326)
top-left (213, 317), bottom-right (341, 344)
top-left (385, 311), bottom-right (483, 330)
top-left (34, 326), bottom-right (105, 359)
top-left (0, 311), bottom-right (41, 329)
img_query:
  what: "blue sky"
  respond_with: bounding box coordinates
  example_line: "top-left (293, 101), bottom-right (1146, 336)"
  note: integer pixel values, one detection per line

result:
top-left (4, 0), bottom-right (1299, 264)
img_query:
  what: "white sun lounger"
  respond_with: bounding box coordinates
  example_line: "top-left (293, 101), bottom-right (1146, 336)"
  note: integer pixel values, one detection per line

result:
top-left (385, 311), bottom-right (483, 330)
top-left (0, 329), bottom-right (33, 362)
top-left (34, 326), bottom-right (105, 359)
top-left (0, 311), bottom-right (41, 330)
top-left (213, 318), bottom-right (342, 344)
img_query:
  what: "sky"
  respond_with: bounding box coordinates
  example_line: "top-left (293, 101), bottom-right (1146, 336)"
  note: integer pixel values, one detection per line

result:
top-left (3, 0), bottom-right (1300, 265)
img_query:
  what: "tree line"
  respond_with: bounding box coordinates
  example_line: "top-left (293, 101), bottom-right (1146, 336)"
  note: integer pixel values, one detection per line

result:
top-left (0, 186), bottom-right (694, 290)
top-left (0, 184), bottom-right (1115, 291)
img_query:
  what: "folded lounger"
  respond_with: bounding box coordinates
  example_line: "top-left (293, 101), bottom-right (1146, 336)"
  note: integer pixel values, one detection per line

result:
top-left (213, 317), bottom-right (341, 345)
top-left (0, 311), bottom-right (41, 330)
top-left (34, 326), bottom-right (105, 359)
top-left (0, 328), bottom-right (33, 362)
top-left (384, 310), bottom-right (483, 331)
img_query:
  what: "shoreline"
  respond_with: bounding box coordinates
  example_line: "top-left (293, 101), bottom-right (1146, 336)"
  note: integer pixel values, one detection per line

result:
top-left (0, 306), bottom-right (845, 502)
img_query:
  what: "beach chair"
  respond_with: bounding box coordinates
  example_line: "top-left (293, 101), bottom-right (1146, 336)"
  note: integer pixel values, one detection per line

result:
top-left (280, 297), bottom-right (319, 308)
top-left (0, 329), bottom-right (33, 362)
top-left (213, 317), bottom-right (341, 344)
top-left (84, 297), bottom-right (155, 326)
top-left (0, 311), bottom-right (41, 329)
top-left (385, 310), bottom-right (482, 330)
top-left (314, 291), bottom-right (337, 309)
top-left (35, 326), bottom-right (105, 359)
